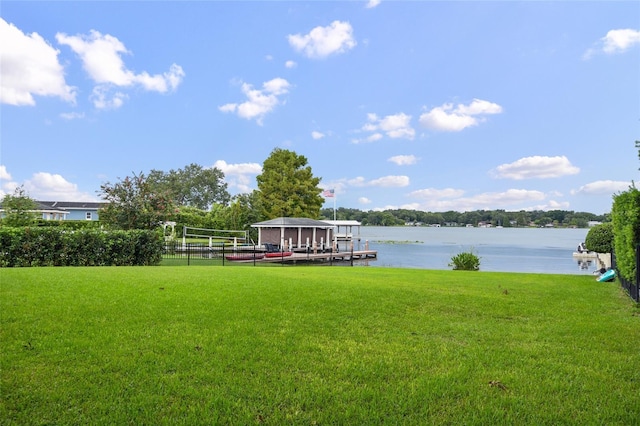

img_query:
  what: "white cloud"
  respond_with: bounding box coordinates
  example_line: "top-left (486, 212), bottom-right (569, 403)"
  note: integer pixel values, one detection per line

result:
top-left (349, 175), bottom-right (409, 188)
top-left (358, 197), bottom-right (372, 204)
top-left (285, 60), bottom-right (297, 69)
top-left (571, 180), bottom-right (631, 195)
top-left (401, 187), bottom-right (552, 212)
top-left (219, 78), bottom-right (291, 125)
top-left (311, 131), bottom-right (325, 140)
top-left (491, 155), bottom-right (580, 180)
top-left (213, 160), bottom-right (262, 193)
top-left (0, 18), bottom-right (76, 106)
top-left (531, 199), bottom-right (571, 211)
top-left (90, 86), bottom-right (128, 110)
top-left (370, 176), bottom-right (410, 187)
top-left (358, 112), bottom-right (415, 142)
top-left (56, 29), bottom-right (184, 109)
top-left (366, 0), bottom-right (381, 9)
top-left (0, 165), bottom-right (12, 180)
top-left (59, 111), bottom-right (85, 120)
top-left (388, 155), bottom-right (418, 166)
top-left (348, 177), bottom-right (367, 187)
top-left (408, 188), bottom-right (465, 199)
top-left (419, 98), bottom-right (503, 132)
top-left (583, 29), bottom-right (640, 59)
top-left (0, 166), bottom-right (18, 198)
top-left (23, 172), bottom-right (97, 201)
top-left (352, 133), bottom-right (384, 144)
top-left (288, 21), bottom-right (357, 59)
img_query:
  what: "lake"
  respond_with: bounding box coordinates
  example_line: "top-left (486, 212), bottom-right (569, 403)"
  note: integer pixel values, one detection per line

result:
top-left (351, 226), bottom-right (596, 275)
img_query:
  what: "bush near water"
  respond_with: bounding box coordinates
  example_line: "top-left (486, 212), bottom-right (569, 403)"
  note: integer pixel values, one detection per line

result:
top-left (449, 251), bottom-right (481, 271)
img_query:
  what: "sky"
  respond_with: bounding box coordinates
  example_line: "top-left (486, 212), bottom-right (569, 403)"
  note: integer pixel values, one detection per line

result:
top-left (1, 1), bottom-right (639, 215)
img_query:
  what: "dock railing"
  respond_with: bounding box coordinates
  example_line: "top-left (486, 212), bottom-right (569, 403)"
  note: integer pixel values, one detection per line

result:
top-left (162, 242), bottom-right (374, 267)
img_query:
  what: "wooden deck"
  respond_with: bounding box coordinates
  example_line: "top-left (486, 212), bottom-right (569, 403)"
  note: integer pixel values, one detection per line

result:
top-left (269, 250), bottom-right (376, 263)
top-left (225, 249), bottom-right (377, 264)
top-left (164, 244), bottom-right (377, 265)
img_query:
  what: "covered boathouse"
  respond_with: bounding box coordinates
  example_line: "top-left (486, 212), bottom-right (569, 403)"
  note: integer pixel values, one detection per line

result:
top-left (251, 217), bottom-right (335, 251)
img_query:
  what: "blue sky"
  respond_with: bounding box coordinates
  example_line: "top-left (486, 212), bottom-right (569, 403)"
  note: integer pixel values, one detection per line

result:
top-left (1, 1), bottom-right (639, 215)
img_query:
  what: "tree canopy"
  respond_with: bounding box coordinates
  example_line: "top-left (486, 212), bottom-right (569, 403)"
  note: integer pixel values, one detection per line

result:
top-left (147, 163), bottom-right (230, 210)
top-left (99, 172), bottom-right (176, 230)
top-left (0, 186), bottom-right (38, 227)
top-left (256, 148), bottom-right (323, 219)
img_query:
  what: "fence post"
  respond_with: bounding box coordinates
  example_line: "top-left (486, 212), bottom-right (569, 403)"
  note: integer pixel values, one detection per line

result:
top-left (187, 243), bottom-right (191, 266)
top-left (635, 244), bottom-right (640, 302)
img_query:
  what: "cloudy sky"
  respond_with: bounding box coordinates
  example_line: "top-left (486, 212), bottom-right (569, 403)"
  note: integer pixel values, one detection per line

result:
top-left (1, 1), bottom-right (638, 215)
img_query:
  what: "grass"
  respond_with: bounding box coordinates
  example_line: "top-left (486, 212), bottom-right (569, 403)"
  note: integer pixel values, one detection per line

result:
top-left (1, 266), bottom-right (639, 424)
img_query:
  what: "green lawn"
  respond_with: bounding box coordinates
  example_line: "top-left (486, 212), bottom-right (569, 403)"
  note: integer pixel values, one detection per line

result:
top-left (1, 266), bottom-right (639, 424)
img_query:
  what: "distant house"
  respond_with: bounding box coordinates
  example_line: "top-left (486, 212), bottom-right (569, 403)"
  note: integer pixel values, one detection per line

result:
top-left (0, 201), bottom-right (104, 221)
top-left (39, 201), bottom-right (104, 221)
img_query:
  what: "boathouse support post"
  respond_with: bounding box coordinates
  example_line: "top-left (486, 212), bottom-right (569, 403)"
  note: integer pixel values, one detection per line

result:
top-left (350, 241), bottom-right (354, 266)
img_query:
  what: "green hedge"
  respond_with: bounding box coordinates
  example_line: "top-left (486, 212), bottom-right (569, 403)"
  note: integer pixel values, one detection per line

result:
top-left (0, 228), bottom-right (163, 267)
top-left (611, 186), bottom-right (640, 283)
top-left (35, 220), bottom-right (101, 229)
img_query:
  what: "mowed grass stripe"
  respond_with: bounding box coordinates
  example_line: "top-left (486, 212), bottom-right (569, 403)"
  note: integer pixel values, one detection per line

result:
top-left (1, 266), bottom-right (638, 424)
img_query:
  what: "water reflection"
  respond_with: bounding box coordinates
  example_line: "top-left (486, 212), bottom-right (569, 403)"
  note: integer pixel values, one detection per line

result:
top-left (577, 259), bottom-right (592, 270)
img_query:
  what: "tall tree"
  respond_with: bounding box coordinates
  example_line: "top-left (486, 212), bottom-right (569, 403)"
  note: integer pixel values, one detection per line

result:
top-left (222, 191), bottom-right (263, 232)
top-left (256, 148), bottom-right (323, 219)
top-left (147, 163), bottom-right (230, 210)
top-left (99, 172), bottom-right (175, 230)
top-left (0, 186), bottom-right (38, 227)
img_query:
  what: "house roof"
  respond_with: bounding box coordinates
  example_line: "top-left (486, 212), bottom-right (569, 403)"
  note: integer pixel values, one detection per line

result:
top-left (252, 217), bottom-right (334, 228)
top-left (0, 201), bottom-right (68, 213)
top-left (35, 201), bottom-right (68, 213)
top-left (40, 201), bottom-right (104, 210)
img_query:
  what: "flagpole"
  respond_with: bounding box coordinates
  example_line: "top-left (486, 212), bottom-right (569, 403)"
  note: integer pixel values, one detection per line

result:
top-left (333, 191), bottom-right (336, 221)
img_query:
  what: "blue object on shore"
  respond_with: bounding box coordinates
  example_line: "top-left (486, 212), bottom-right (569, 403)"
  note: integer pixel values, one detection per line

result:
top-left (597, 269), bottom-right (616, 282)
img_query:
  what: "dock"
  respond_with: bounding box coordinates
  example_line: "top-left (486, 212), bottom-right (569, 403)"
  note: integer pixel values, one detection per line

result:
top-left (257, 249), bottom-right (377, 264)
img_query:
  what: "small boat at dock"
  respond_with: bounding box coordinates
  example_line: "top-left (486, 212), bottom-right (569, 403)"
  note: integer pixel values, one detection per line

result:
top-left (225, 254), bottom-right (265, 261)
top-left (264, 251), bottom-right (293, 258)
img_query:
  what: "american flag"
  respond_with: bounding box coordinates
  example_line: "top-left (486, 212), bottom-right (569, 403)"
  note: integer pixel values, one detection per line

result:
top-left (322, 189), bottom-right (335, 197)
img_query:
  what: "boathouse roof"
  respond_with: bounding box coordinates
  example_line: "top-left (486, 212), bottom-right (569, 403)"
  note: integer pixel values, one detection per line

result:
top-left (251, 217), bottom-right (333, 228)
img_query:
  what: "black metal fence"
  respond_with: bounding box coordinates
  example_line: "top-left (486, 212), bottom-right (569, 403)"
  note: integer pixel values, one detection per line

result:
top-left (611, 244), bottom-right (640, 303)
top-left (162, 242), bottom-right (346, 267)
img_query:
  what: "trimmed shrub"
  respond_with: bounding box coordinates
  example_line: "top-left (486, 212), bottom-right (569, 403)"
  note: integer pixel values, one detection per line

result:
top-left (585, 222), bottom-right (614, 253)
top-left (0, 227), bottom-right (163, 267)
top-left (449, 251), bottom-right (481, 271)
top-left (35, 220), bottom-right (101, 230)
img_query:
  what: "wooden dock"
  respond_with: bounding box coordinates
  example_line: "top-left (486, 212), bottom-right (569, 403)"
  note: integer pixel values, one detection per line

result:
top-left (165, 243), bottom-right (377, 265)
top-left (225, 249), bottom-right (377, 264)
top-left (265, 250), bottom-right (376, 264)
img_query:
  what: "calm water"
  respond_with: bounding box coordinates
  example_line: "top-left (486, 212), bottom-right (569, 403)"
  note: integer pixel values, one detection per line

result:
top-left (351, 226), bottom-right (595, 275)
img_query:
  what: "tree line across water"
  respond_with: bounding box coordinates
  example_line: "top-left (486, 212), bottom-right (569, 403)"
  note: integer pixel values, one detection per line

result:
top-left (320, 207), bottom-right (607, 228)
